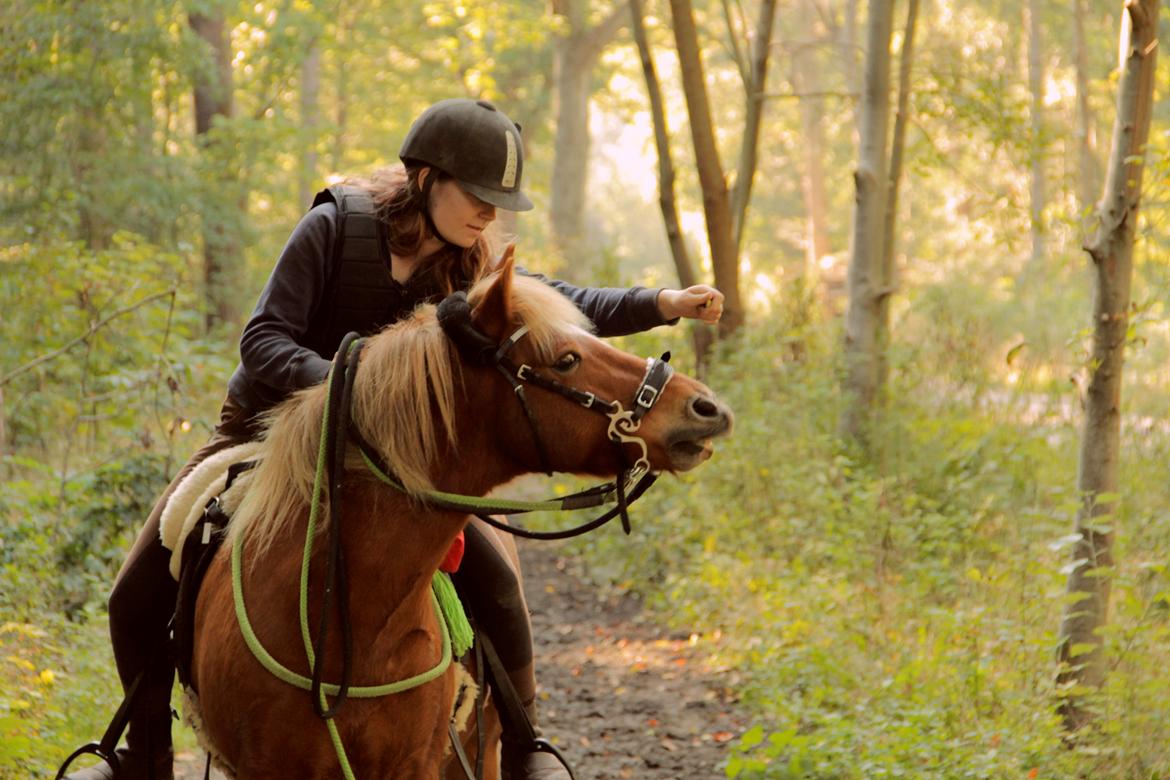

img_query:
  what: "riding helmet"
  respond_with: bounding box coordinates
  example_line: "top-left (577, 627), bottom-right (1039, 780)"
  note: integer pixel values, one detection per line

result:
top-left (399, 98), bottom-right (534, 212)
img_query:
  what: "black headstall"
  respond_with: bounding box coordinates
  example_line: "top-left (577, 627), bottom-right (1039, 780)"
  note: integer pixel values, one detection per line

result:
top-left (435, 290), bottom-right (674, 535)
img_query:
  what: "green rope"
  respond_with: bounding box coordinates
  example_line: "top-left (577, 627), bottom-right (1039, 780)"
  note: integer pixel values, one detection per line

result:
top-left (359, 446), bottom-right (572, 512)
top-left (229, 343), bottom-right (474, 779)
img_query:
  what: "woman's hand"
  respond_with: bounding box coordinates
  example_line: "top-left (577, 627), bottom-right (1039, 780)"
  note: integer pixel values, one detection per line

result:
top-left (658, 285), bottom-right (724, 323)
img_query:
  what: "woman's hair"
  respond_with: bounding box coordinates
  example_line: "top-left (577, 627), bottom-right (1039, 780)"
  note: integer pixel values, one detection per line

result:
top-left (346, 163), bottom-right (497, 295)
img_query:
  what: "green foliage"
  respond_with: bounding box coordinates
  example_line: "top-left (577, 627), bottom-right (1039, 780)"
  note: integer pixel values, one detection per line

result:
top-left (565, 299), bottom-right (1170, 780)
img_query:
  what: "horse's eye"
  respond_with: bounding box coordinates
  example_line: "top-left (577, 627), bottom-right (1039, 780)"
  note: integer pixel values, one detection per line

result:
top-left (553, 352), bottom-right (580, 373)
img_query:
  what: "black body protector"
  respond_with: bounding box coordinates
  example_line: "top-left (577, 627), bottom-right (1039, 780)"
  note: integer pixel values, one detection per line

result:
top-left (305, 185), bottom-right (430, 357)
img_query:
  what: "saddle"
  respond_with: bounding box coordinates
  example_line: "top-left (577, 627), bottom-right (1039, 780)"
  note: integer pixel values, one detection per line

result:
top-left (172, 458), bottom-right (255, 691)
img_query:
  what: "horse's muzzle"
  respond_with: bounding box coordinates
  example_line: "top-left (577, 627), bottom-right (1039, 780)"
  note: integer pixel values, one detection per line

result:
top-left (665, 393), bottom-right (733, 471)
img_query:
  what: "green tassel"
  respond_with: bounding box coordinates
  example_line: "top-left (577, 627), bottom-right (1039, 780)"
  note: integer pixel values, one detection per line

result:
top-left (431, 571), bottom-right (473, 658)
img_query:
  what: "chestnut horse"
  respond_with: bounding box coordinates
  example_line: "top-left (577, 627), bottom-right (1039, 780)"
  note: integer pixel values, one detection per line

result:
top-left (187, 253), bottom-right (733, 778)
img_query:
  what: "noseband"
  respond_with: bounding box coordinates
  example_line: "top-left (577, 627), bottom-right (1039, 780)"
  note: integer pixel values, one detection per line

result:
top-left (436, 291), bottom-right (674, 485)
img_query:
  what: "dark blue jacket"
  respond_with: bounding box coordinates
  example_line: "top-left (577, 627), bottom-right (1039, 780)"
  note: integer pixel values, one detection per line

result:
top-left (226, 199), bottom-right (671, 414)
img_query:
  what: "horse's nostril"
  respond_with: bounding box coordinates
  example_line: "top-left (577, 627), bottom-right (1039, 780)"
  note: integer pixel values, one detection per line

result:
top-left (689, 395), bottom-right (720, 419)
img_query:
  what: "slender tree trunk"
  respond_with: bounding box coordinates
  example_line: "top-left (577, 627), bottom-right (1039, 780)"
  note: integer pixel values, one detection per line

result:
top-left (669, 0), bottom-right (744, 337)
top-left (1026, 0), bottom-right (1047, 269)
top-left (792, 0), bottom-right (832, 300)
top-left (549, 1), bottom-right (626, 282)
top-left (300, 43), bottom-right (321, 210)
top-left (1073, 0), bottom-right (1101, 213)
top-left (730, 0), bottom-right (778, 256)
top-left (840, 0), bottom-right (894, 444)
top-left (629, 0), bottom-right (713, 369)
top-left (1056, 0), bottom-right (1159, 735)
top-left (843, 0), bottom-right (861, 128)
top-left (190, 9), bottom-right (242, 330)
top-left (877, 0), bottom-right (920, 389)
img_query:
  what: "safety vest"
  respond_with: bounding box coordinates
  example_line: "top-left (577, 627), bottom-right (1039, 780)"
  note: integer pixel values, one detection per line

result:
top-left (305, 185), bottom-right (429, 358)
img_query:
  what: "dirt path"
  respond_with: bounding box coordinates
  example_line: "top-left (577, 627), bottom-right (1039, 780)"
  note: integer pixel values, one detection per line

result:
top-left (176, 542), bottom-right (746, 779)
top-left (521, 543), bottom-right (747, 780)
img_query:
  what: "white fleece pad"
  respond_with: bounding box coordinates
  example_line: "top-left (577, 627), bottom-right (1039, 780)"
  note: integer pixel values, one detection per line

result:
top-left (158, 441), bottom-right (262, 581)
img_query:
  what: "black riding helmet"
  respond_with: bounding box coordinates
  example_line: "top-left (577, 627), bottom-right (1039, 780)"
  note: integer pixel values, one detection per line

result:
top-left (400, 98), bottom-right (534, 212)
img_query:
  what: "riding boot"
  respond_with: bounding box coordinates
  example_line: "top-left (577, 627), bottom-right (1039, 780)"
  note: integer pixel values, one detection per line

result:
top-left (499, 700), bottom-right (572, 780)
top-left (65, 538), bottom-right (177, 780)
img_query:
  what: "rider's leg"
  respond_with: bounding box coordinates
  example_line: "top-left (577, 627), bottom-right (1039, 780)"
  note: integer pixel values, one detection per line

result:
top-left (65, 399), bottom-right (256, 780)
top-left (452, 519), bottom-right (571, 780)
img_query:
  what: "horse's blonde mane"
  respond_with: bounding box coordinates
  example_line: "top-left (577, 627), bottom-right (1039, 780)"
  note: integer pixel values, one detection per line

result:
top-left (228, 272), bottom-right (593, 556)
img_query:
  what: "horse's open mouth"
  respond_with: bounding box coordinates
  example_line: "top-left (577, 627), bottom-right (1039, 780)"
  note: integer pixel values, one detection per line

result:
top-left (667, 437), bottom-right (715, 470)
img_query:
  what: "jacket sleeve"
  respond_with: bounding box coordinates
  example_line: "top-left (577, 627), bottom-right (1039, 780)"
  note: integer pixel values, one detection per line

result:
top-left (515, 267), bottom-right (677, 337)
top-left (237, 203), bottom-right (337, 392)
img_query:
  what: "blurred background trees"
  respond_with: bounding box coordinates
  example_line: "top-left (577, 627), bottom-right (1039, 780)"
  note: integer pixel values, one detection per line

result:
top-left (1, 0), bottom-right (1168, 776)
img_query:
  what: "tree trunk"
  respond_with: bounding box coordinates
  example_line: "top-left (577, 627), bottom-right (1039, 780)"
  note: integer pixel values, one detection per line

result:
top-left (629, 0), bottom-right (713, 369)
top-left (843, 0), bottom-right (861, 129)
top-left (840, 0), bottom-right (894, 444)
top-left (877, 0), bottom-right (919, 390)
top-left (1056, 0), bottom-right (1159, 735)
top-left (730, 0), bottom-right (778, 256)
top-left (669, 0), bottom-right (744, 337)
top-left (300, 43), bottom-right (321, 211)
top-left (1026, 0), bottom-right (1046, 269)
top-left (1073, 0), bottom-right (1101, 213)
top-left (190, 9), bottom-right (242, 331)
top-left (549, 2), bottom-right (626, 283)
top-left (792, 0), bottom-right (833, 301)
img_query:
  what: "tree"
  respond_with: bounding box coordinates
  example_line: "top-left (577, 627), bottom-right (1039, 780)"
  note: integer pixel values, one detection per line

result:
top-left (876, 0), bottom-right (920, 389)
top-left (1025, 0), bottom-right (1047, 269)
top-left (628, 0), bottom-right (713, 368)
top-left (790, 0), bottom-right (834, 279)
top-left (840, 0), bottom-right (894, 443)
top-left (1073, 0), bottom-right (1103, 214)
top-left (1055, 0), bottom-right (1160, 734)
top-left (664, 0), bottom-right (776, 338)
top-left (190, 6), bottom-right (243, 330)
top-left (549, 0), bottom-right (627, 281)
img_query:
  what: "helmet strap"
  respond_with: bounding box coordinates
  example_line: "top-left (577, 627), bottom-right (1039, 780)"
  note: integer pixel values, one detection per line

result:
top-left (418, 167), bottom-right (449, 247)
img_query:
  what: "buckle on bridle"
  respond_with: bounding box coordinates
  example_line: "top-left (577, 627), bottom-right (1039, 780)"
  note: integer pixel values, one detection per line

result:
top-left (579, 391), bottom-right (596, 408)
top-left (635, 384), bottom-right (659, 409)
top-left (517, 364), bottom-right (533, 380)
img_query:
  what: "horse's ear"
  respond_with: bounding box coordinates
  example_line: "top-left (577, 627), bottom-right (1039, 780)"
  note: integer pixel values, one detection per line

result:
top-left (472, 245), bottom-right (516, 340)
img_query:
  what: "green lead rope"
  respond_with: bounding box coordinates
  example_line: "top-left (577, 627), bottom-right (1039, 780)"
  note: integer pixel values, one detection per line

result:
top-left (230, 350), bottom-right (473, 780)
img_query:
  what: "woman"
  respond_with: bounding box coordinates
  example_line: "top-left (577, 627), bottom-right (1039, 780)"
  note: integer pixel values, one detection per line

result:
top-left (70, 97), bottom-right (723, 780)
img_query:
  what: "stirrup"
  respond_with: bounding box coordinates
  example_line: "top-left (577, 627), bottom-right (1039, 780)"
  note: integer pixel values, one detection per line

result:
top-left (55, 671), bottom-right (143, 779)
top-left (530, 738), bottom-right (576, 780)
top-left (55, 743), bottom-right (120, 780)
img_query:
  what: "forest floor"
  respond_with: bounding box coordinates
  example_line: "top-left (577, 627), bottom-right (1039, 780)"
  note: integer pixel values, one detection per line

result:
top-left (175, 540), bottom-right (747, 779)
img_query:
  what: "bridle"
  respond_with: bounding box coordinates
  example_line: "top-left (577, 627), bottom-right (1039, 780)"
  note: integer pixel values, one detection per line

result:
top-left (431, 290), bottom-right (674, 533)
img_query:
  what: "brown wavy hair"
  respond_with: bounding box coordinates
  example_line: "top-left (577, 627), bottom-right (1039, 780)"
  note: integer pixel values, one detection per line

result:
top-left (346, 163), bottom-right (496, 295)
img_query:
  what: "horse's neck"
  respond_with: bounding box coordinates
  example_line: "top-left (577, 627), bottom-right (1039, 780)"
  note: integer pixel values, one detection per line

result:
top-left (321, 480), bottom-right (467, 666)
top-left (429, 412), bottom-right (526, 498)
top-left (340, 480), bottom-right (464, 590)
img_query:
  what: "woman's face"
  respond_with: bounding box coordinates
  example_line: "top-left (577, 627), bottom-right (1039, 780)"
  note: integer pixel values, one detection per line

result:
top-left (426, 173), bottom-right (497, 249)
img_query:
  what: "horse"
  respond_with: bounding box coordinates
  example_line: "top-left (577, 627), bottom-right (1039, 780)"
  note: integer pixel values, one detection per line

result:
top-left (186, 250), bottom-right (734, 778)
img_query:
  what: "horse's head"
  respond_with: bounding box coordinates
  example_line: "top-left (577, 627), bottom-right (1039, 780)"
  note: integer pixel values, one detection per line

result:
top-left (447, 248), bottom-right (733, 486)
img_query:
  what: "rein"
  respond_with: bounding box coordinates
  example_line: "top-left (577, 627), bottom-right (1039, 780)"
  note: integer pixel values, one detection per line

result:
top-left (433, 290), bottom-right (674, 537)
top-left (233, 291), bottom-right (673, 779)
top-left (231, 338), bottom-right (473, 780)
